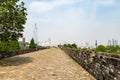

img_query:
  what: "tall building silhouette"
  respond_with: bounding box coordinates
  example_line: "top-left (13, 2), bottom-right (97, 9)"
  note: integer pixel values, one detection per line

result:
top-left (108, 39), bottom-right (118, 46)
top-left (114, 40), bottom-right (118, 46)
top-left (112, 38), bottom-right (114, 46)
top-left (108, 40), bottom-right (112, 46)
top-left (22, 37), bottom-right (25, 44)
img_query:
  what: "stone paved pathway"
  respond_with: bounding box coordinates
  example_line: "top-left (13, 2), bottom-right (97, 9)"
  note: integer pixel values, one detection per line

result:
top-left (0, 48), bottom-right (95, 80)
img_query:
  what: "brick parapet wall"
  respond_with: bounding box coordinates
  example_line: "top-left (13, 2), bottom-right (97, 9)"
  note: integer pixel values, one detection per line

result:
top-left (62, 48), bottom-right (120, 80)
top-left (0, 48), bottom-right (47, 59)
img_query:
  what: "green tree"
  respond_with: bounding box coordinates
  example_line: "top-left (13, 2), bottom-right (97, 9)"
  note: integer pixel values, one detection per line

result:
top-left (96, 45), bottom-right (106, 52)
top-left (0, 0), bottom-right (27, 51)
top-left (0, 0), bottom-right (27, 41)
top-left (106, 45), bottom-right (120, 54)
top-left (29, 38), bottom-right (36, 49)
top-left (106, 45), bottom-right (113, 53)
top-left (114, 45), bottom-right (120, 53)
top-left (63, 43), bottom-right (77, 49)
top-left (71, 43), bottom-right (77, 48)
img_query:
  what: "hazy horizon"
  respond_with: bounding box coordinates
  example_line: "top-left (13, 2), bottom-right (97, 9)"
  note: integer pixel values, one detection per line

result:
top-left (22, 0), bottom-right (120, 47)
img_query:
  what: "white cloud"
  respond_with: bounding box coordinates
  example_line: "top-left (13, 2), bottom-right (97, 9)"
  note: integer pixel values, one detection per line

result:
top-left (28, 2), bottom-right (54, 13)
top-left (28, 0), bottom-right (115, 19)
top-left (28, 0), bottom-right (83, 13)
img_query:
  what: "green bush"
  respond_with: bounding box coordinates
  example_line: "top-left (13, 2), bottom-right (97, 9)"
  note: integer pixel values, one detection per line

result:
top-left (9, 41), bottom-right (20, 51)
top-left (96, 45), bottom-right (106, 52)
top-left (106, 45), bottom-right (120, 54)
top-left (0, 41), bottom-right (9, 51)
top-left (63, 43), bottom-right (77, 49)
top-left (0, 41), bottom-right (20, 51)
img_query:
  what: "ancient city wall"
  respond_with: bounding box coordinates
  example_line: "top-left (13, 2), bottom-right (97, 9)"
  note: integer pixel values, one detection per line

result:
top-left (62, 48), bottom-right (120, 80)
top-left (0, 48), bottom-right (47, 59)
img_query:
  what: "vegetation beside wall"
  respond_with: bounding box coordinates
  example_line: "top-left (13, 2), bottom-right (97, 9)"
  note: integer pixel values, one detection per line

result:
top-left (96, 45), bottom-right (120, 54)
top-left (0, 41), bottom-right (20, 51)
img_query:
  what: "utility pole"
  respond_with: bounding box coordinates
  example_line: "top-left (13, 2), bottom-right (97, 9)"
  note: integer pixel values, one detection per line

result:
top-left (33, 23), bottom-right (39, 46)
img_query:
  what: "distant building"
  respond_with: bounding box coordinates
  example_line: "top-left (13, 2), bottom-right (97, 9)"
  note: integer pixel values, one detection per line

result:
top-left (41, 38), bottom-right (51, 47)
top-left (114, 40), bottom-right (118, 46)
top-left (85, 42), bottom-right (89, 48)
top-left (19, 37), bottom-right (30, 49)
top-left (107, 39), bottom-right (118, 46)
top-left (108, 40), bottom-right (112, 46)
top-left (22, 37), bottom-right (25, 45)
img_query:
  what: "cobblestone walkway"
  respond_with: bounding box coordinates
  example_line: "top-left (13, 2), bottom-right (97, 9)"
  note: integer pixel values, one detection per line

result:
top-left (0, 48), bottom-right (95, 80)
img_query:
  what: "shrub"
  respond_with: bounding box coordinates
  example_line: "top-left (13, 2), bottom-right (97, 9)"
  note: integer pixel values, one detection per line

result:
top-left (0, 41), bottom-right (20, 51)
top-left (96, 45), bottom-right (106, 52)
top-left (9, 41), bottom-right (20, 51)
top-left (63, 43), bottom-right (77, 49)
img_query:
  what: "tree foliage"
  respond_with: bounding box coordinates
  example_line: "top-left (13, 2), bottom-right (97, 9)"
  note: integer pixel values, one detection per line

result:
top-left (63, 43), bottom-right (77, 49)
top-left (96, 45), bottom-right (106, 52)
top-left (0, 0), bottom-right (27, 41)
top-left (29, 38), bottom-right (36, 49)
top-left (96, 45), bottom-right (120, 54)
top-left (106, 45), bottom-right (120, 54)
top-left (71, 43), bottom-right (77, 49)
top-left (0, 0), bottom-right (27, 51)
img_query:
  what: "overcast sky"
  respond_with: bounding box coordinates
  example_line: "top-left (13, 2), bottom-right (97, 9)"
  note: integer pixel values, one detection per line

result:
top-left (23, 0), bottom-right (120, 47)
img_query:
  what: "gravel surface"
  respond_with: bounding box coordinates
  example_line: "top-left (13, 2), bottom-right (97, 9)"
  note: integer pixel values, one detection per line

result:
top-left (0, 48), bottom-right (95, 80)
